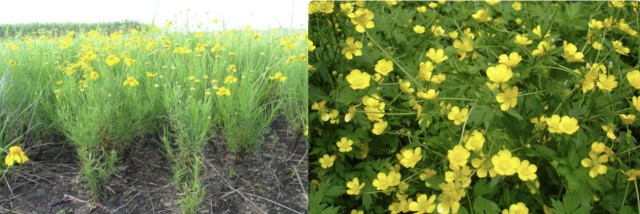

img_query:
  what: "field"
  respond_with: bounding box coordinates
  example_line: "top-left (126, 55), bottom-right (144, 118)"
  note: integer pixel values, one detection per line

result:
top-left (309, 1), bottom-right (639, 214)
top-left (0, 22), bottom-right (308, 213)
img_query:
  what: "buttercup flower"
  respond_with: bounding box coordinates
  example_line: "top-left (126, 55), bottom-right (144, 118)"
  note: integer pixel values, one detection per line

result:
top-left (601, 123), bottom-right (617, 140)
top-left (626, 70), bottom-right (640, 89)
top-left (4, 146), bottom-right (29, 166)
top-left (122, 77), bottom-right (139, 87)
top-left (319, 154), bottom-right (337, 169)
top-left (409, 194), bottom-right (437, 214)
top-left (216, 87), bottom-right (231, 96)
top-left (562, 41), bottom-right (584, 62)
top-left (269, 72), bottom-right (288, 82)
top-left (447, 145), bottom-right (470, 168)
top-left (375, 59), bottom-right (394, 76)
top-left (426, 48), bottom-right (448, 64)
top-left (619, 114), bottom-right (636, 125)
top-left (498, 52), bottom-right (522, 68)
top-left (224, 75), bottom-right (238, 84)
top-left (612, 40), bottom-right (630, 55)
top-left (532, 41), bottom-right (551, 56)
top-left (105, 54), bottom-right (120, 67)
top-left (372, 120), bottom-right (388, 135)
top-left (517, 160), bottom-right (537, 181)
top-left (486, 64), bottom-right (513, 84)
top-left (464, 130), bottom-right (485, 151)
top-left (596, 73), bottom-right (618, 92)
top-left (348, 8), bottom-right (375, 33)
top-left (472, 9), bottom-right (491, 22)
top-left (336, 137), bottom-right (354, 153)
top-left (447, 106), bottom-right (469, 125)
top-left (418, 61), bottom-right (435, 81)
top-left (342, 37), bottom-right (363, 60)
top-left (502, 202), bottom-right (529, 214)
top-left (417, 89), bottom-right (439, 100)
top-left (532, 25), bottom-right (550, 38)
top-left (496, 86), bottom-right (518, 111)
top-left (514, 34), bottom-right (532, 46)
top-left (634, 96), bottom-right (640, 111)
top-left (492, 149), bottom-right (521, 176)
top-left (398, 147), bottom-right (422, 168)
top-left (345, 69), bottom-right (371, 90)
top-left (346, 177), bottom-right (365, 195)
top-left (413, 25), bottom-right (426, 34)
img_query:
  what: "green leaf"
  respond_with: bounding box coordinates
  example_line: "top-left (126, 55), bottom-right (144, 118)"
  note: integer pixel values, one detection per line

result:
top-left (505, 109), bottom-right (524, 121)
top-left (473, 196), bottom-right (500, 214)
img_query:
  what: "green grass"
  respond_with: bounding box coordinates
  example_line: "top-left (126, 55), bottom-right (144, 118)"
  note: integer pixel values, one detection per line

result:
top-left (0, 22), bottom-right (307, 210)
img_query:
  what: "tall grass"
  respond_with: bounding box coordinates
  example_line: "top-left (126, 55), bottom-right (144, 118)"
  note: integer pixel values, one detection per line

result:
top-left (0, 22), bottom-right (307, 209)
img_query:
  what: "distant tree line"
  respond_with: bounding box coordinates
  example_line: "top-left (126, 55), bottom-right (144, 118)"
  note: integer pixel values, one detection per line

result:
top-left (1, 20), bottom-right (151, 38)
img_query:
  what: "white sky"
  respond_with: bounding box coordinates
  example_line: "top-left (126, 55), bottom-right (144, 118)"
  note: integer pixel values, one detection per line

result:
top-left (0, 0), bottom-right (308, 30)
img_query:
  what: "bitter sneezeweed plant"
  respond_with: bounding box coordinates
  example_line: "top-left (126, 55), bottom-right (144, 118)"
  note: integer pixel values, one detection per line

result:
top-left (309, 1), bottom-right (639, 213)
top-left (1, 20), bottom-right (307, 211)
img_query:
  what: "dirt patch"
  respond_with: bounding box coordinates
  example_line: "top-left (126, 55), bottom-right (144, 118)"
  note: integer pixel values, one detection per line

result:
top-left (0, 116), bottom-right (308, 213)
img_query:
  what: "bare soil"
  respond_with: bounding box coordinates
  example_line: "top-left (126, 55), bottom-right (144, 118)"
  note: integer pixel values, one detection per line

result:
top-left (0, 117), bottom-right (308, 214)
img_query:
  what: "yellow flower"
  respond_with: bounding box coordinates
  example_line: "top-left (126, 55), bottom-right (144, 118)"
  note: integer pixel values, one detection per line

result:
top-left (471, 9), bottom-right (491, 22)
top-left (609, 0), bottom-right (626, 8)
top-left (532, 41), bottom-right (551, 56)
top-left (105, 54), bottom-right (120, 67)
top-left (227, 64), bottom-right (237, 72)
top-left (623, 169), bottom-right (640, 181)
top-left (517, 160), bottom-right (537, 181)
top-left (345, 69), bottom-right (371, 90)
top-left (372, 171), bottom-right (393, 191)
top-left (418, 61), bottom-right (435, 81)
top-left (416, 6), bottom-right (427, 13)
top-left (173, 46), bottom-right (192, 54)
top-left (502, 202), bottom-right (529, 214)
top-left (372, 120), bottom-right (388, 135)
top-left (486, 64), bottom-right (513, 84)
top-left (453, 37), bottom-right (474, 60)
top-left (589, 19), bottom-right (604, 30)
top-left (413, 25), bottom-right (426, 34)
top-left (216, 87), bottom-right (231, 96)
top-left (619, 114), bottom-right (636, 125)
top-left (398, 147), bottom-right (422, 168)
top-left (375, 59), bottom-right (394, 76)
top-left (346, 178), bottom-right (365, 195)
top-left (634, 96), bottom-right (640, 111)
top-left (308, 39), bottom-right (316, 52)
top-left (626, 70), bottom-right (640, 89)
top-left (269, 72), bottom-right (288, 82)
top-left (417, 89), bottom-right (439, 100)
top-left (409, 194), bottom-right (437, 214)
top-left (562, 41), bottom-right (584, 62)
top-left (617, 19), bottom-right (638, 36)
top-left (124, 58), bottom-right (135, 67)
top-left (350, 210), bottom-right (364, 214)
top-left (581, 151), bottom-right (609, 178)
top-left (348, 8), bottom-right (375, 33)
top-left (344, 106), bottom-right (356, 122)
top-left (612, 40), bottom-right (630, 55)
top-left (398, 79), bottom-right (415, 94)
top-left (498, 52), bottom-right (522, 68)
top-left (601, 123), bottom-right (617, 140)
top-left (224, 75), bottom-right (238, 84)
top-left (88, 71), bottom-right (99, 80)
top-left (485, 0), bottom-right (500, 5)
top-left (558, 116), bottom-right (580, 135)
top-left (4, 146), bottom-right (29, 166)
top-left (447, 145), bottom-right (470, 168)
top-left (336, 137), bottom-right (354, 153)
top-left (122, 77), bottom-right (139, 87)
top-left (596, 73), bottom-right (618, 92)
top-left (146, 72), bottom-right (156, 78)
top-left (592, 41), bottom-right (603, 50)
top-left (496, 86), bottom-right (518, 111)
top-left (447, 106), bottom-right (469, 125)
top-left (319, 154), bottom-right (337, 169)
top-left (464, 130), bottom-right (485, 152)
top-left (308, 0), bottom-right (334, 14)
top-left (514, 34), bottom-right (532, 46)
top-left (472, 154), bottom-right (497, 178)
top-left (426, 48), bottom-right (448, 64)
top-left (342, 37), bottom-right (363, 60)
top-left (512, 2), bottom-right (522, 10)
top-left (532, 25), bottom-right (550, 38)
top-left (491, 149), bottom-right (521, 176)
top-left (431, 25), bottom-right (445, 37)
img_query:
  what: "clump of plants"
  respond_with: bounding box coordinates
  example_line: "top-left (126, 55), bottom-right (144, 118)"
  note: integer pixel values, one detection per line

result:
top-left (309, 1), bottom-right (640, 213)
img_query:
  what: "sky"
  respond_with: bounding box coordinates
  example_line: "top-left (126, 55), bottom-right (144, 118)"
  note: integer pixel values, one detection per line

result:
top-left (1, 0), bottom-right (308, 30)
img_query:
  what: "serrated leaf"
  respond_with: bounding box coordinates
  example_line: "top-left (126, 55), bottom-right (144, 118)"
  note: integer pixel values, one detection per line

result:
top-left (473, 196), bottom-right (500, 214)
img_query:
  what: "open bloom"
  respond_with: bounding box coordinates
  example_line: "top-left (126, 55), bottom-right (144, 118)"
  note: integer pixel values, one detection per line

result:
top-left (398, 147), bottom-right (422, 168)
top-left (486, 64), bottom-right (513, 84)
top-left (627, 70), bottom-right (640, 89)
top-left (409, 194), bottom-right (437, 214)
top-left (498, 52), bottom-right (522, 68)
top-left (496, 86), bottom-right (518, 111)
top-left (492, 149), bottom-right (521, 176)
top-left (345, 69), bottom-right (371, 90)
top-left (447, 145), bottom-right (470, 168)
top-left (216, 87), bottom-right (231, 96)
top-left (502, 202), bottom-right (529, 214)
top-left (374, 59), bottom-right (394, 76)
top-left (122, 77), bottom-right (139, 87)
top-left (269, 72), bottom-right (288, 82)
top-left (342, 37), bottom-right (363, 60)
top-left (346, 177), bottom-right (365, 195)
top-left (348, 8), bottom-right (375, 33)
top-left (448, 106), bottom-right (469, 125)
top-left (336, 137), bottom-right (354, 153)
top-left (105, 54), bottom-right (120, 67)
top-left (517, 160), bottom-right (538, 181)
top-left (562, 41), bottom-right (584, 62)
top-left (319, 154), bottom-right (337, 169)
top-left (426, 48), bottom-right (448, 64)
top-left (4, 146), bottom-right (29, 166)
